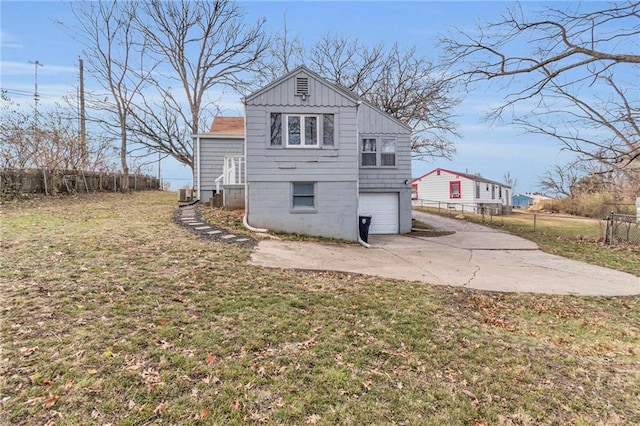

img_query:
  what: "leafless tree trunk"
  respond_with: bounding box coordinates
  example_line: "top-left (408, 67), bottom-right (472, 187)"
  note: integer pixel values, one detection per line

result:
top-left (127, 0), bottom-right (268, 171)
top-left (69, 0), bottom-right (150, 192)
top-left (440, 1), bottom-right (639, 181)
top-left (503, 171), bottom-right (518, 193)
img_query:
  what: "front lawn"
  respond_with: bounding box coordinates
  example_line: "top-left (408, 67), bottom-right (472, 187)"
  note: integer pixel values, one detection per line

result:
top-left (1, 192), bottom-right (638, 425)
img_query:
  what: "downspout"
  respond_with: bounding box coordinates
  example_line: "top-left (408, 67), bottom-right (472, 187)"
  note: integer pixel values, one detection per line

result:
top-left (242, 97), bottom-right (268, 233)
top-left (195, 136), bottom-right (201, 201)
top-left (355, 99), bottom-right (370, 248)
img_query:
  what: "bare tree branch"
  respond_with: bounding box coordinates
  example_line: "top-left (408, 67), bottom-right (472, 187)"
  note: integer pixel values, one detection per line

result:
top-left (440, 1), bottom-right (639, 186)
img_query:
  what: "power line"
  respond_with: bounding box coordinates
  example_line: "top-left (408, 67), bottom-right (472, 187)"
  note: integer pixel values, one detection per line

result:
top-left (1, 88), bottom-right (35, 97)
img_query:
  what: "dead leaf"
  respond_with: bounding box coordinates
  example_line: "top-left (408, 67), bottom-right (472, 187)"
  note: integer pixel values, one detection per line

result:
top-left (153, 400), bottom-right (167, 414)
top-left (306, 414), bottom-right (321, 424)
top-left (362, 380), bottom-right (372, 391)
top-left (207, 353), bottom-right (216, 365)
top-left (43, 394), bottom-right (59, 408)
top-left (87, 369), bottom-right (99, 375)
top-left (199, 408), bottom-right (210, 418)
top-left (19, 346), bottom-right (38, 356)
top-left (461, 389), bottom-right (479, 404)
top-left (257, 365), bottom-right (266, 377)
top-left (231, 399), bottom-right (241, 411)
top-left (128, 400), bottom-right (136, 410)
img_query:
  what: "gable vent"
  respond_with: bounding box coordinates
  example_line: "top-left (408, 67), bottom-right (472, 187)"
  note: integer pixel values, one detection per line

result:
top-left (295, 77), bottom-right (309, 96)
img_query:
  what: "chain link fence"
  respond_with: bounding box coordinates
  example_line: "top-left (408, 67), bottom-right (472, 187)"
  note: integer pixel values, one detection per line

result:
top-left (604, 213), bottom-right (640, 246)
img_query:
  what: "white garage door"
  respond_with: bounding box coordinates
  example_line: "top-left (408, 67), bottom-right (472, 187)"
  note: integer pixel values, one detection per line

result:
top-left (359, 193), bottom-right (399, 234)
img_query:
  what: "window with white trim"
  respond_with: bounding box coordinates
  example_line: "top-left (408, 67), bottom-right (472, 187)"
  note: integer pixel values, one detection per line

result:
top-left (270, 113), bottom-right (334, 148)
top-left (361, 138), bottom-right (377, 166)
top-left (360, 137), bottom-right (396, 167)
top-left (292, 182), bottom-right (315, 209)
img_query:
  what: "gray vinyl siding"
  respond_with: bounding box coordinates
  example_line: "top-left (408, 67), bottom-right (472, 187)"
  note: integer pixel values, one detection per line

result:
top-left (194, 136), bottom-right (244, 202)
top-left (357, 103), bottom-right (413, 235)
top-left (246, 71), bottom-right (356, 108)
top-left (246, 106), bottom-right (358, 182)
top-left (358, 102), bottom-right (412, 189)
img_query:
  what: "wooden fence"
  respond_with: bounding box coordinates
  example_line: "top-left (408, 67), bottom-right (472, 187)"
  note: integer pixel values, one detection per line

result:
top-left (0, 168), bottom-right (160, 198)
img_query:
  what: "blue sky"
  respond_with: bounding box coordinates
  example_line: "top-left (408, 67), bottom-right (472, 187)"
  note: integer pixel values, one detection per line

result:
top-left (1, 0), bottom-right (580, 193)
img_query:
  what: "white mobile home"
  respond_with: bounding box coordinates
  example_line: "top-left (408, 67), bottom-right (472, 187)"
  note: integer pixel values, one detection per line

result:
top-left (413, 168), bottom-right (512, 214)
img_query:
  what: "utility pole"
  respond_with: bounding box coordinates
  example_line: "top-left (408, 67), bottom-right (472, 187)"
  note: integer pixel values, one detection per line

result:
top-left (28, 60), bottom-right (44, 122)
top-left (29, 60), bottom-right (44, 159)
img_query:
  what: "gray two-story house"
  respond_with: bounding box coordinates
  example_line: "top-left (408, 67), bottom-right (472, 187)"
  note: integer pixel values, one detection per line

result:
top-left (243, 66), bottom-right (412, 241)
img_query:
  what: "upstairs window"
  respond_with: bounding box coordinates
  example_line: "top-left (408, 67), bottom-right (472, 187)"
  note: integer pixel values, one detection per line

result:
top-left (270, 113), bottom-right (282, 145)
top-left (381, 139), bottom-right (396, 166)
top-left (361, 138), bottom-right (377, 166)
top-left (475, 182), bottom-right (480, 199)
top-left (450, 181), bottom-right (461, 199)
top-left (270, 113), bottom-right (334, 148)
top-left (361, 137), bottom-right (396, 167)
top-left (323, 114), bottom-right (334, 146)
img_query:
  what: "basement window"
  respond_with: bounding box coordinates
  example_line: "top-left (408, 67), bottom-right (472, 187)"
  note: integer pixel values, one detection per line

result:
top-left (292, 182), bottom-right (315, 210)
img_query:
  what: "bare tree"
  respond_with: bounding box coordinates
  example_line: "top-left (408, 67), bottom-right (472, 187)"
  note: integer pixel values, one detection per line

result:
top-left (502, 171), bottom-right (518, 192)
top-left (259, 13), bottom-right (304, 81)
top-left (128, 0), bottom-right (268, 170)
top-left (264, 32), bottom-right (460, 160)
top-left (69, 0), bottom-right (151, 191)
top-left (538, 164), bottom-right (581, 198)
top-left (440, 1), bottom-right (639, 179)
top-left (0, 94), bottom-right (112, 171)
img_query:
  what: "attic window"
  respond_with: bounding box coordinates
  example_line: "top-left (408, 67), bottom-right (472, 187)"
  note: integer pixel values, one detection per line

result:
top-left (295, 77), bottom-right (309, 97)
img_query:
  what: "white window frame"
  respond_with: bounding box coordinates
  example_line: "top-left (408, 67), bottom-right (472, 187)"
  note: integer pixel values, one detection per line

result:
top-left (286, 114), bottom-right (319, 148)
top-left (270, 113), bottom-right (335, 148)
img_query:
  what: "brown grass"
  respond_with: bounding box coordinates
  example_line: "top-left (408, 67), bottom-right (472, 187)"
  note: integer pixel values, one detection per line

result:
top-left (1, 192), bottom-right (639, 425)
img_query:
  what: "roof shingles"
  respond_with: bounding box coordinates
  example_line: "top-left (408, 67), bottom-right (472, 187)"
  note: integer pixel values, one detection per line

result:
top-left (209, 117), bottom-right (244, 135)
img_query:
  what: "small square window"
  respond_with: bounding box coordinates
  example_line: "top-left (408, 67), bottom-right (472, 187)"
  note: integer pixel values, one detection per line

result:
top-left (292, 182), bottom-right (315, 208)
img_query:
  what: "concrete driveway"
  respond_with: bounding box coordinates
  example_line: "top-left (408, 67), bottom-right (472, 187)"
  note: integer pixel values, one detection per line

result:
top-left (249, 211), bottom-right (639, 296)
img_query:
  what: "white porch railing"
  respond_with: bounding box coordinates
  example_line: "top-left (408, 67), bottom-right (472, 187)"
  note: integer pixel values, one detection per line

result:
top-left (215, 156), bottom-right (245, 193)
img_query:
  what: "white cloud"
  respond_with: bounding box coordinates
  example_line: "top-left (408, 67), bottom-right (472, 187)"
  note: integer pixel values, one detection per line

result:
top-left (0, 31), bottom-right (23, 49)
